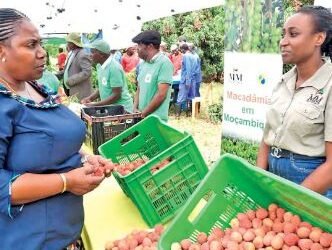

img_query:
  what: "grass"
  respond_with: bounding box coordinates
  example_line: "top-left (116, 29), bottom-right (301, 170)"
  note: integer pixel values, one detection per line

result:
top-left (168, 82), bottom-right (223, 166)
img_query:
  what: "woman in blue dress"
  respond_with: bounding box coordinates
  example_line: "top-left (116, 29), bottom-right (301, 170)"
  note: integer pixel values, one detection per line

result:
top-left (0, 8), bottom-right (110, 249)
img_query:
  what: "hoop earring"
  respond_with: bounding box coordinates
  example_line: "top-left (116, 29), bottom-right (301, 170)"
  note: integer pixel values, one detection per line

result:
top-left (1, 57), bottom-right (6, 63)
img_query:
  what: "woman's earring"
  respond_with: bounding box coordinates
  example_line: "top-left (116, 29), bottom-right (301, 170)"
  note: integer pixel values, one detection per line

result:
top-left (1, 57), bottom-right (6, 63)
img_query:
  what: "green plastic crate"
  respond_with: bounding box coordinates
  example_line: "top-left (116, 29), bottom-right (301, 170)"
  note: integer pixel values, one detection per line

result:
top-left (98, 115), bottom-right (208, 227)
top-left (159, 153), bottom-right (332, 249)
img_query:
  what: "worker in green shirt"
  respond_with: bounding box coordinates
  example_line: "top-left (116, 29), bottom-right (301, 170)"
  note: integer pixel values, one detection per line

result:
top-left (38, 50), bottom-right (61, 94)
top-left (81, 39), bottom-right (133, 112)
top-left (132, 30), bottom-right (173, 121)
top-left (39, 69), bottom-right (61, 94)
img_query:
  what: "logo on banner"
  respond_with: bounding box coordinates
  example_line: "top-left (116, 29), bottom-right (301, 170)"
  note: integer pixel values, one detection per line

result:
top-left (258, 74), bottom-right (267, 85)
top-left (229, 68), bottom-right (243, 84)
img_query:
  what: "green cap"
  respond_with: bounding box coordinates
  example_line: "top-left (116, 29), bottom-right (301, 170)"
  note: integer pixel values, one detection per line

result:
top-left (89, 39), bottom-right (111, 54)
top-left (66, 32), bottom-right (82, 47)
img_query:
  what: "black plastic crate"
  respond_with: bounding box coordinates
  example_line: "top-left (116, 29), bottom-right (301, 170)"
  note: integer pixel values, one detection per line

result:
top-left (81, 105), bottom-right (142, 154)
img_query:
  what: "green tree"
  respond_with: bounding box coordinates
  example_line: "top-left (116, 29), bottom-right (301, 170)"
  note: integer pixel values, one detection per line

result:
top-left (143, 6), bottom-right (225, 82)
top-left (283, 0), bottom-right (314, 18)
top-left (143, 1), bottom-right (314, 82)
top-left (224, 0), bottom-right (283, 53)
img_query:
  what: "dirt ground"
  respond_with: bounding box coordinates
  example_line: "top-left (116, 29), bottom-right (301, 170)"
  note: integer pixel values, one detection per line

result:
top-left (168, 83), bottom-right (223, 166)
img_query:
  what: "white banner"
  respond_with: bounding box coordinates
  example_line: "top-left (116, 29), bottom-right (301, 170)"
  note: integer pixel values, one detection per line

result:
top-left (222, 52), bottom-right (282, 142)
top-left (314, 0), bottom-right (332, 9)
top-left (221, 0), bottom-right (283, 164)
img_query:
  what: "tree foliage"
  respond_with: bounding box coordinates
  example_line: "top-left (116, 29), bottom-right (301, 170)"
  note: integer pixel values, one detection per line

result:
top-left (142, 0), bottom-right (314, 82)
top-left (224, 0), bottom-right (283, 53)
top-left (143, 6), bottom-right (225, 82)
top-left (283, 0), bottom-right (314, 20)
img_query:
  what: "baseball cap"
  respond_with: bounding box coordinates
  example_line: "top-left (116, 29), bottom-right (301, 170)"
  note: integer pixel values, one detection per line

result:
top-left (66, 32), bottom-right (82, 47)
top-left (89, 39), bottom-right (111, 54)
top-left (132, 30), bottom-right (161, 45)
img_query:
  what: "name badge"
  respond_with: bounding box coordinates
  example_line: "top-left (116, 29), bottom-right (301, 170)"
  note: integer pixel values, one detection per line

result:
top-left (145, 74), bottom-right (152, 83)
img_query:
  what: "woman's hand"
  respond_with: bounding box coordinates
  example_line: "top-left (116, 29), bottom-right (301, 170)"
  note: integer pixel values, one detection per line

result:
top-left (84, 155), bottom-right (115, 177)
top-left (301, 142), bottom-right (332, 194)
top-left (64, 163), bottom-right (105, 195)
top-left (256, 140), bottom-right (269, 170)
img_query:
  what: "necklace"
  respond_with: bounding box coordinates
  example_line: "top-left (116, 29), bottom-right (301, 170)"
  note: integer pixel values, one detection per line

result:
top-left (25, 82), bottom-right (33, 99)
top-left (0, 76), bottom-right (32, 99)
top-left (0, 76), bottom-right (17, 93)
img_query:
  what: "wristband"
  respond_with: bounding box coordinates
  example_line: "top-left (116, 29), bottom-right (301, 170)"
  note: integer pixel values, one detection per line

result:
top-left (59, 173), bottom-right (67, 193)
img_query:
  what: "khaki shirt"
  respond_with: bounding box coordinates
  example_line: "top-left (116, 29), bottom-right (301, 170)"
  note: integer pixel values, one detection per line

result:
top-left (263, 62), bottom-right (332, 157)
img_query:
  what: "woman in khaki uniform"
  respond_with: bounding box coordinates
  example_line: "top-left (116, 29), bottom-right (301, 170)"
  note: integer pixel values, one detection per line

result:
top-left (257, 6), bottom-right (332, 199)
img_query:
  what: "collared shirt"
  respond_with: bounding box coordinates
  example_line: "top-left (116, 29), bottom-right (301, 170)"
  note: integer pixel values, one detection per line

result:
top-left (63, 50), bottom-right (75, 88)
top-left (137, 53), bottom-right (173, 121)
top-left (0, 81), bottom-right (86, 249)
top-left (96, 56), bottom-right (133, 112)
top-left (263, 62), bottom-right (332, 157)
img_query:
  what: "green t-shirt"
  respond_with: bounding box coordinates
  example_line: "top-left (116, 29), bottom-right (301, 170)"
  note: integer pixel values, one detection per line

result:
top-left (137, 53), bottom-right (173, 121)
top-left (97, 57), bottom-right (133, 112)
top-left (38, 70), bottom-right (60, 93)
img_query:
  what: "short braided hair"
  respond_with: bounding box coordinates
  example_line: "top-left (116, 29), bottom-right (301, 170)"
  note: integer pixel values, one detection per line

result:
top-left (0, 8), bottom-right (29, 43)
top-left (297, 5), bottom-right (332, 60)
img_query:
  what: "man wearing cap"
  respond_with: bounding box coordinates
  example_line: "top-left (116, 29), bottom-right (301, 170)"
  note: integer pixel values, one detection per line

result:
top-left (132, 30), bottom-right (173, 122)
top-left (81, 39), bottom-right (133, 112)
top-left (63, 32), bottom-right (92, 100)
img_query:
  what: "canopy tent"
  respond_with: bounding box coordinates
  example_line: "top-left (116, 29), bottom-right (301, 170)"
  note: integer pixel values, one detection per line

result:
top-left (314, 0), bottom-right (332, 9)
top-left (1, 0), bottom-right (224, 49)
